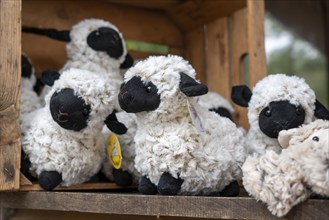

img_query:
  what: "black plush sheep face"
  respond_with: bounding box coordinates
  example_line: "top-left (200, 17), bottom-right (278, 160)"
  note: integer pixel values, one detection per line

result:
top-left (21, 54), bottom-right (33, 78)
top-left (50, 88), bottom-right (91, 131)
top-left (259, 100), bottom-right (305, 138)
top-left (118, 76), bottom-right (161, 113)
top-left (87, 27), bottom-right (124, 59)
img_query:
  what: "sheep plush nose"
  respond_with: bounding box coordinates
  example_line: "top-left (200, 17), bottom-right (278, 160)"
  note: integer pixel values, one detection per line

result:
top-left (57, 110), bottom-right (69, 122)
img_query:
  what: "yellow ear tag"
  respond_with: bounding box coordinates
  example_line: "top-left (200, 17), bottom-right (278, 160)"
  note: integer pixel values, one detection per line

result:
top-left (107, 134), bottom-right (122, 169)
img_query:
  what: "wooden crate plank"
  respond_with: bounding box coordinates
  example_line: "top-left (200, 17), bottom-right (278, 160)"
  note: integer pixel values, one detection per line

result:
top-left (19, 173), bottom-right (32, 186)
top-left (247, 0), bottom-right (267, 87)
top-left (0, 0), bottom-right (21, 191)
top-left (22, 0), bottom-right (183, 77)
top-left (167, 0), bottom-right (246, 31)
top-left (205, 18), bottom-right (231, 100)
top-left (1, 192), bottom-right (329, 219)
top-left (185, 27), bottom-right (206, 83)
top-left (19, 182), bottom-right (136, 191)
top-left (231, 8), bottom-right (249, 129)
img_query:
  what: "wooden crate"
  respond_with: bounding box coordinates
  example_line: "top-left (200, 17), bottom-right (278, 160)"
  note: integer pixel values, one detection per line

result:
top-left (0, 0), bottom-right (267, 192)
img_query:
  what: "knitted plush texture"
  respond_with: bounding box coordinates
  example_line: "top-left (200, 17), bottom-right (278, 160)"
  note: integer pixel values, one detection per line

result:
top-left (124, 55), bottom-right (246, 195)
top-left (245, 74), bottom-right (316, 155)
top-left (22, 68), bottom-right (116, 186)
top-left (41, 18), bottom-right (127, 110)
top-left (242, 119), bottom-right (329, 217)
top-left (102, 111), bottom-right (141, 184)
top-left (20, 54), bottom-right (42, 120)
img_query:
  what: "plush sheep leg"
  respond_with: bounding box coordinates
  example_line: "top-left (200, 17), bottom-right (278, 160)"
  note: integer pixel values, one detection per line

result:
top-left (157, 172), bottom-right (184, 195)
top-left (219, 180), bottom-right (240, 197)
top-left (38, 171), bottom-right (62, 191)
top-left (113, 169), bottom-right (133, 187)
top-left (138, 176), bottom-right (157, 195)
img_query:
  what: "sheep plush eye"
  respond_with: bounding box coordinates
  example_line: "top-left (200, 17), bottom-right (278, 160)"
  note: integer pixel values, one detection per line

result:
top-left (146, 86), bottom-right (152, 93)
top-left (82, 107), bottom-right (90, 116)
top-left (296, 106), bottom-right (302, 115)
top-left (95, 31), bottom-right (100, 36)
top-left (265, 108), bottom-right (271, 117)
top-left (312, 136), bottom-right (319, 142)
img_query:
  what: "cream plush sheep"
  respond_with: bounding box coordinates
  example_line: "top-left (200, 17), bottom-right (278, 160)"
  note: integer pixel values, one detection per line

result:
top-left (118, 55), bottom-right (246, 196)
top-left (23, 18), bottom-right (133, 110)
top-left (242, 119), bottom-right (329, 217)
top-left (21, 68), bottom-right (126, 190)
top-left (231, 74), bottom-right (329, 156)
top-left (20, 53), bottom-right (42, 120)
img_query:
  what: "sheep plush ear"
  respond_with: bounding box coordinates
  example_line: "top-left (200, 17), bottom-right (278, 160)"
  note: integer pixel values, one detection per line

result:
top-left (314, 99), bottom-right (329, 120)
top-left (22, 26), bottom-right (71, 42)
top-left (278, 128), bottom-right (296, 149)
top-left (231, 85), bottom-right (252, 107)
top-left (179, 72), bottom-right (208, 97)
top-left (41, 70), bottom-right (60, 86)
top-left (105, 112), bottom-right (128, 135)
top-left (120, 53), bottom-right (134, 69)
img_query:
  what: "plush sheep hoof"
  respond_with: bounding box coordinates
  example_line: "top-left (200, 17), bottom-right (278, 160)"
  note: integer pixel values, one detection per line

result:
top-left (138, 176), bottom-right (157, 195)
top-left (38, 171), bottom-right (62, 191)
top-left (157, 172), bottom-right (184, 195)
top-left (219, 180), bottom-right (240, 197)
top-left (113, 169), bottom-right (133, 187)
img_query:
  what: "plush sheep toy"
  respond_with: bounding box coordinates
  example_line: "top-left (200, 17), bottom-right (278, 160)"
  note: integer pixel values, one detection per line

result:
top-left (242, 119), bottom-right (329, 217)
top-left (118, 55), bottom-right (246, 196)
top-left (101, 111), bottom-right (141, 187)
top-left (197, 91), bottom-right (235, 121)
top-left (23, 18), bottom-right (134, 110)
top-left (231, 74), bottom-right (329, 156)
top-left (21, 68), bottom-right (127, 190)
top-left (20, 53), bottom-right (42, 119)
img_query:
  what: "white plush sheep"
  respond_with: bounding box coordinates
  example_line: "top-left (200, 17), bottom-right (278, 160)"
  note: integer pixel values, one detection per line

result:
top-left (23, 18), bottom-right (133, 109)
top-left (102, 111), bottom-right (141, 186)
top-left (231, 74), bottom-right (329, 156)
top-left (21, 68), bottom-right (126, 190)
top-left (118, 55), bottom-right (246, 196)
top-left (242, 119), bottom-right (329, 217)
top-left (20, 53), bottom-right (42, 120)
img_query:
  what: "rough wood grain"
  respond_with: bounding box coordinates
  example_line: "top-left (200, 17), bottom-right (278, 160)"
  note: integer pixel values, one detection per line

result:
top-left (0, 192), bottom-right (328, 219)
top-left (22, 0), bottom-right (183, 77)
top-left (185, 27), bottom-right (206, 83)
top-left (231, 8), bottom-right (249, 129)
top-left (0, 0), bottom-right (21, 191)
top-left (19, 173), bottom-right (32, 186)
top-left (247, 0), bottom-right (267, 87)
top-left (19, 182), bottom-right (136, 191)
top-left (206, 17), bottom-right (231, 100)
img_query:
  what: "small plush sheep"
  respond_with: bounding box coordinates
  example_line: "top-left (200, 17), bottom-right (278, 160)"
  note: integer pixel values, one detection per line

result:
top-left (231, 74), bottom-right (329, 156)
top-left (21, 68), bottom-right (127, 190)
top-left (23, 18), bottom-right (133, 109)
top-left (197, 91), bottom-right (235, 120)
top-left (102, 111), bottom-right (141, 186)
top-left (242, 119), bottom-right (329, 217)
top-left (20, 53), bottom-right (42, 120)
top-left (118, 55), bottom-right (246, 196)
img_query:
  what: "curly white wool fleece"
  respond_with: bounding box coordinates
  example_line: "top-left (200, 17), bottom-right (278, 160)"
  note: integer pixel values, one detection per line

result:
top-left (102, 111), bottom-right (141, 184)
top-left (124, 55), bottom-right (246, 195)
top-left (20, 54), bottom-right (42, 121)
top-left (197, 91), bottom-right (235, 114)
top-left (242, 119), bottom-right (329, 217)
top-left (22, 68), bottom-right (116, 186)
top-left (245, 74), bottom-right (316, 155)
top-left (41, 18), bottom-right (126, 110)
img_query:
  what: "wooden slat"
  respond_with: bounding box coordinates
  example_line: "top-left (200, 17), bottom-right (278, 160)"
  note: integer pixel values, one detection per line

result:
top-left (185, 27), bottom-right (206, 83)
top-left (167, 0), bottom-right (246, 31)
top-left (19, 173), bottom-right (33, 186)
top-left (22, 0), bottom-right (183, 77)
top-left (247, 0), bottom-right (267, 87)
top-left (1, 192), bottom-right (329, 219)
top-left (231, 8), bottom-right (249, 129)
top-left (104, 0), bottom-right (180, 10)
top-left (0, 0), bottom-right (21, 191)
top-left (205, 18), bottom-right (231, 100)
top-left (19, 182), bottom-right (135, 191)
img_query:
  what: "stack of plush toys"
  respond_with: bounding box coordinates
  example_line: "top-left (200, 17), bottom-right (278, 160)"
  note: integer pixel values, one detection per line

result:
top-left (21, 17), bottom-right (328, 217)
